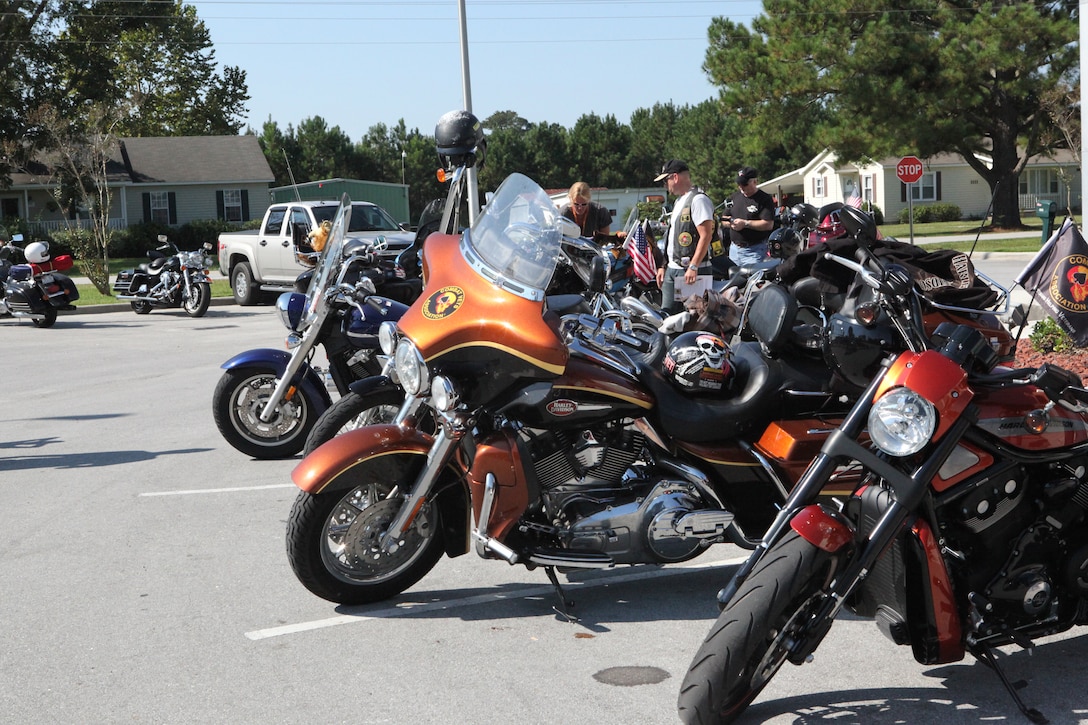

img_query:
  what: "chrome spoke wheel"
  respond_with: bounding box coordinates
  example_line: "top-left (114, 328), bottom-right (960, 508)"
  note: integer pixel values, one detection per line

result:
top-left (320, 484), bottom-right (436, 585)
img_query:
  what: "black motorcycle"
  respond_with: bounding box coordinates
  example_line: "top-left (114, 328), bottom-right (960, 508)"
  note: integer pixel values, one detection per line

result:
top-left (113, 236), bottom-right (215, 317)
top-left (0, 234), bottom-right (80, 328)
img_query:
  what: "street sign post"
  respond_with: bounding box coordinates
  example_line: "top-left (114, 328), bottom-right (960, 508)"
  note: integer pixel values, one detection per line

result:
top-left (897, 155), bottom-right (923, 242)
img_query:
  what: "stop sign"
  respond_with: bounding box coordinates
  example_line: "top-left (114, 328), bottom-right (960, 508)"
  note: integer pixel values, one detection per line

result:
top-left (896, 155), bottom-right (924, 184)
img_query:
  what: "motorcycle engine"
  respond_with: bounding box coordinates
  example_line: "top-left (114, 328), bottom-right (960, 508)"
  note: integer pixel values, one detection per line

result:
top-left (941, 459), bottom-right (1088, 631)
top-left (523, 423), bottom-right (731, 564)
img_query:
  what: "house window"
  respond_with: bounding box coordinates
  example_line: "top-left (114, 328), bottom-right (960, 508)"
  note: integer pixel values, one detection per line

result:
top-left (911, 172), bottom-right (938, 202)
top-left (149, 192), bottom-right (171, 224)
top-left (862, 175), bottom-right (874, 204)
top-left (813, 176), bottom-right (824, 197)
top-left (222, 189), bottom-right (243, 222)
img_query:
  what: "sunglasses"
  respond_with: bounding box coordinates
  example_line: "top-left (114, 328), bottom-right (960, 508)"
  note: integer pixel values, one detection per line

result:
top-left (572, 202), bottom-right (588, 208)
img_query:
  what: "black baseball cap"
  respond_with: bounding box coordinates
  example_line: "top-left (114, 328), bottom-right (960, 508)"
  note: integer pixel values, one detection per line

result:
top-left (736, 166), bottom-right (758, 185)
top-left (654, 159), bottom-right (689, 182)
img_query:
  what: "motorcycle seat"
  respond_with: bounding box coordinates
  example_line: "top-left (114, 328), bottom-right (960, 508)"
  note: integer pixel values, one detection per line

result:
top-left (636, 342), bottom-right (835, 443)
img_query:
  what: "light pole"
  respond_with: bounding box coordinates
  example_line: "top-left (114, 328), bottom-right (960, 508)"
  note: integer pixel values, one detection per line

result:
top-left (400, 149), bottom-right (406, 186)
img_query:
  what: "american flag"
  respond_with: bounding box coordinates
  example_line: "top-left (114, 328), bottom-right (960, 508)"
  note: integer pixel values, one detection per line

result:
top-left (624, 221), bottom-right (657, 283)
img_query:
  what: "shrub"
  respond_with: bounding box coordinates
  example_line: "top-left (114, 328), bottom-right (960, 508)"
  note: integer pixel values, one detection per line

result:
top-left (896, 202), bottom-right (962, 224)
top-left (1028, 317), bottom-right (1080, 354)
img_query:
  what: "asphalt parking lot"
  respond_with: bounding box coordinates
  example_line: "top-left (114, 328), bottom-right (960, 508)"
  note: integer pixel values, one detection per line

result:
top-left (2, 304), bottom-right (1086, 725)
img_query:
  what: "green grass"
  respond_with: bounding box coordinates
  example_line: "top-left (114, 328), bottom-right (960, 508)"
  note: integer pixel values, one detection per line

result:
top-left (880, 216), bottom-right (1046, 238)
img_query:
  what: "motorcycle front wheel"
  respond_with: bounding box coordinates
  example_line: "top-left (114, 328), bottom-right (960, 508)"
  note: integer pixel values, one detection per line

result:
top-left (677, 530), bottom-right (837, 725)
top-left (212, 367), bottom-right (323, 458)
top-left (286, 456), bottom-right (444, 604)
top-left (184, 282), bottom-right (211, 317)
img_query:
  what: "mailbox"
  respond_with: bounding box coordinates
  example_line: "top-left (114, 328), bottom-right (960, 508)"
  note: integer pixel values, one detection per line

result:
top-left (1036, 200), bottom-right (1057, 242)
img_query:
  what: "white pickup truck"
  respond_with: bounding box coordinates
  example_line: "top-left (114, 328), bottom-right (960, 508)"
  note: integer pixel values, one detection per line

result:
top-left (217, 199), bottom-right (415, 305)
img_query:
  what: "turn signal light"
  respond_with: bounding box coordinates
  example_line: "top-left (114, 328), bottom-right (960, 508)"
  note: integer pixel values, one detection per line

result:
top-left (1024, 409), bottom-right (1049, 434)
top-left (856, 302), bottom-right (879, 326)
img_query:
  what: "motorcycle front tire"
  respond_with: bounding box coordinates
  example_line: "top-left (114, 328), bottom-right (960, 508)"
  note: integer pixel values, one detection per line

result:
top-left (184, 282), bottom-right (211, 317)
top-left (286, 453), bottom-right (444, 604)
top-left (677, 530), bottom-right (837, 725)
top-left (212, 366), bottom-right (324, 459)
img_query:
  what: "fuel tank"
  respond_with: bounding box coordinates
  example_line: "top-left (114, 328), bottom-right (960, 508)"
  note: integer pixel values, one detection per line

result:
top-left (975, 385), bottom-right (1088, 451)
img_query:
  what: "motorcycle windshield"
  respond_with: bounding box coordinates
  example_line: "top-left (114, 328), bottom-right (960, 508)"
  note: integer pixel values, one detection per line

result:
top-left (462, 173), bottom-right (561, 297)
top-left (304, 194), bottom-right (351, 326)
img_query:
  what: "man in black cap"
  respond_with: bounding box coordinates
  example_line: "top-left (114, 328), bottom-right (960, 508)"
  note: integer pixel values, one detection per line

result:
top-left (653, 159), bottom-right (720, 313)
top-left (725, 166), bottom-right (775, 265)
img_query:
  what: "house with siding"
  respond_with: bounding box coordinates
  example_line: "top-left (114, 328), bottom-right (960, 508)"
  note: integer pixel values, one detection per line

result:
top-left (762, 149), bottom-right (1081, 220)
top-left (1, 135), bottom-right (275, 235)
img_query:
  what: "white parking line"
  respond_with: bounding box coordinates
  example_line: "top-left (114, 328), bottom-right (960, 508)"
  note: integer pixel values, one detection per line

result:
top-left (246, 554), bottom-right (746, 641)
top-left (139, 483), bottom-right (296, 497)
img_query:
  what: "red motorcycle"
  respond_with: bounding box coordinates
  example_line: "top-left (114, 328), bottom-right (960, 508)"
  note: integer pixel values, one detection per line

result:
top-left (678, 205), bottom-right (1088, 725)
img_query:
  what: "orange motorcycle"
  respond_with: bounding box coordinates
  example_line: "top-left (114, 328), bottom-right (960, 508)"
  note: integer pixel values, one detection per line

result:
top-left (284, 173), bottom-right (1013, 613)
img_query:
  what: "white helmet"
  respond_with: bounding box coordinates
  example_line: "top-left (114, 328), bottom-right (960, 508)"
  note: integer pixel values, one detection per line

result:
top-left (24, 241), bottom-right (50, 264)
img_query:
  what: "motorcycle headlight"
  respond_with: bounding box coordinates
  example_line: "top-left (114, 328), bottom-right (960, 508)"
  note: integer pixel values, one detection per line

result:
top-left (378, 320), bottom-right (398, 356)
top-left (394, 338), bottom-right (429, 396)
top-left (867, 387), bottom-right (936, 457)
top-left (430, 375), bottom-right (459, 412)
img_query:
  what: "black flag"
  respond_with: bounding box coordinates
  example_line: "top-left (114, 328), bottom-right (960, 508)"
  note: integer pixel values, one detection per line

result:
top-left (1016, 218), bottom-right (1088, 344)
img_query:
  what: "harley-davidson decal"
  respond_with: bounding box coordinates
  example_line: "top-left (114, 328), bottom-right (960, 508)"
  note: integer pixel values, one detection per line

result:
top-left (546, 399), bottom-right (577, 416)
top-left (422, 286), bottom-right (465, 320)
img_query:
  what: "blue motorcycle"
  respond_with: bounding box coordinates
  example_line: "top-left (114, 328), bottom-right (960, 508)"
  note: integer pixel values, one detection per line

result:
top-left (212, 195), bottom-right (420, 458)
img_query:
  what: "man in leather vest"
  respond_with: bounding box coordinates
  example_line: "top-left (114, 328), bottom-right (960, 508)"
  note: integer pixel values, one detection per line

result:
top-left (653, 160), bottom-right (718, 313)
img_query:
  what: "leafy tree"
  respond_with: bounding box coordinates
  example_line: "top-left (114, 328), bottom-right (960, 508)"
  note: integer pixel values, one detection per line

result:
top-left (0, 2), bottom-right (60, 183)
top-left (53, 1), bottom-right (248, 136)
top-left (32, 102), bottom-right (126, 293)
top-left (703, 0), bottom-right (1079, 227)
top-left (253, 117), bottom-right (299, 186)
top-left (292, 116), bottom-right (356, 181)
top-left (567, 113), bottom-right (632, 189)
top-left (483, 110), bottom-right (530, 133)
top-left (628, 102), bottom-right (683, 185)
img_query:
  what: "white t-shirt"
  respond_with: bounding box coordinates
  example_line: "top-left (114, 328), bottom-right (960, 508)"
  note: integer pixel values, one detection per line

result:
top-left (666, 189), bottom-right (715, 269)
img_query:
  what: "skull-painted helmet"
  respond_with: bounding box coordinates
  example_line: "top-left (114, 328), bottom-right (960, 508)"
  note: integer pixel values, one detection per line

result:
top-left (662, 331), bottom-right (735, 394)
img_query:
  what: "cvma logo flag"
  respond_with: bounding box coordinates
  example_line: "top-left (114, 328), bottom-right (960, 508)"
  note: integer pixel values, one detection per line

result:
top-left (1016, 217), bottom-right (1088, 344)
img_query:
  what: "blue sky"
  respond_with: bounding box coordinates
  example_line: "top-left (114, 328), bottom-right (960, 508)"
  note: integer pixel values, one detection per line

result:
top-left (189, 0), bottom-right (762, 142)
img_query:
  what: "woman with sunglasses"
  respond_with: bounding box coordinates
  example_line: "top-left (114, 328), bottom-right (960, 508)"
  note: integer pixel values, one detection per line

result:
top-left (559, 181), bottom-right (612, 238)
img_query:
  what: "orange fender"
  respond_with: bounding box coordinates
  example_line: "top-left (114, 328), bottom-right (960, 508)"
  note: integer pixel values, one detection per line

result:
top-left (292, 424), bottom-right (437, 495)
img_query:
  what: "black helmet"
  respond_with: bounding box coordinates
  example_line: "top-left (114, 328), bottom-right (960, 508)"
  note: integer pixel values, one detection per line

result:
top-left (435, 109), bottom-right (485, 169)
top-left (662, 331), bottom-right (735, 394)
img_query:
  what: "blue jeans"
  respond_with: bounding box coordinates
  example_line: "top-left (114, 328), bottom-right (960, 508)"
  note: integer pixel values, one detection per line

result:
top-left (729, 241), bottom-right (769, 267)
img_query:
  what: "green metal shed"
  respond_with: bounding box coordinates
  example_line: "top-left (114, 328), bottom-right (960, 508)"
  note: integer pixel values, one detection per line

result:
top-left (269, 178), bottom-right (411, 225)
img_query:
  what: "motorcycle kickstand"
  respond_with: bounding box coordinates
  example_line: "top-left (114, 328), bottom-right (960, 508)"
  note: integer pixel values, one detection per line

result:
top-left (972, 646), bottom-right (1047, 724)
top-left (544, 566), bottom-right (578, 624)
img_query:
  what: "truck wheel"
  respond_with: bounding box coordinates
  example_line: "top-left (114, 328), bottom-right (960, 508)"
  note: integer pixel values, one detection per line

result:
top-left (232, 262), bottom-right (259, 306)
